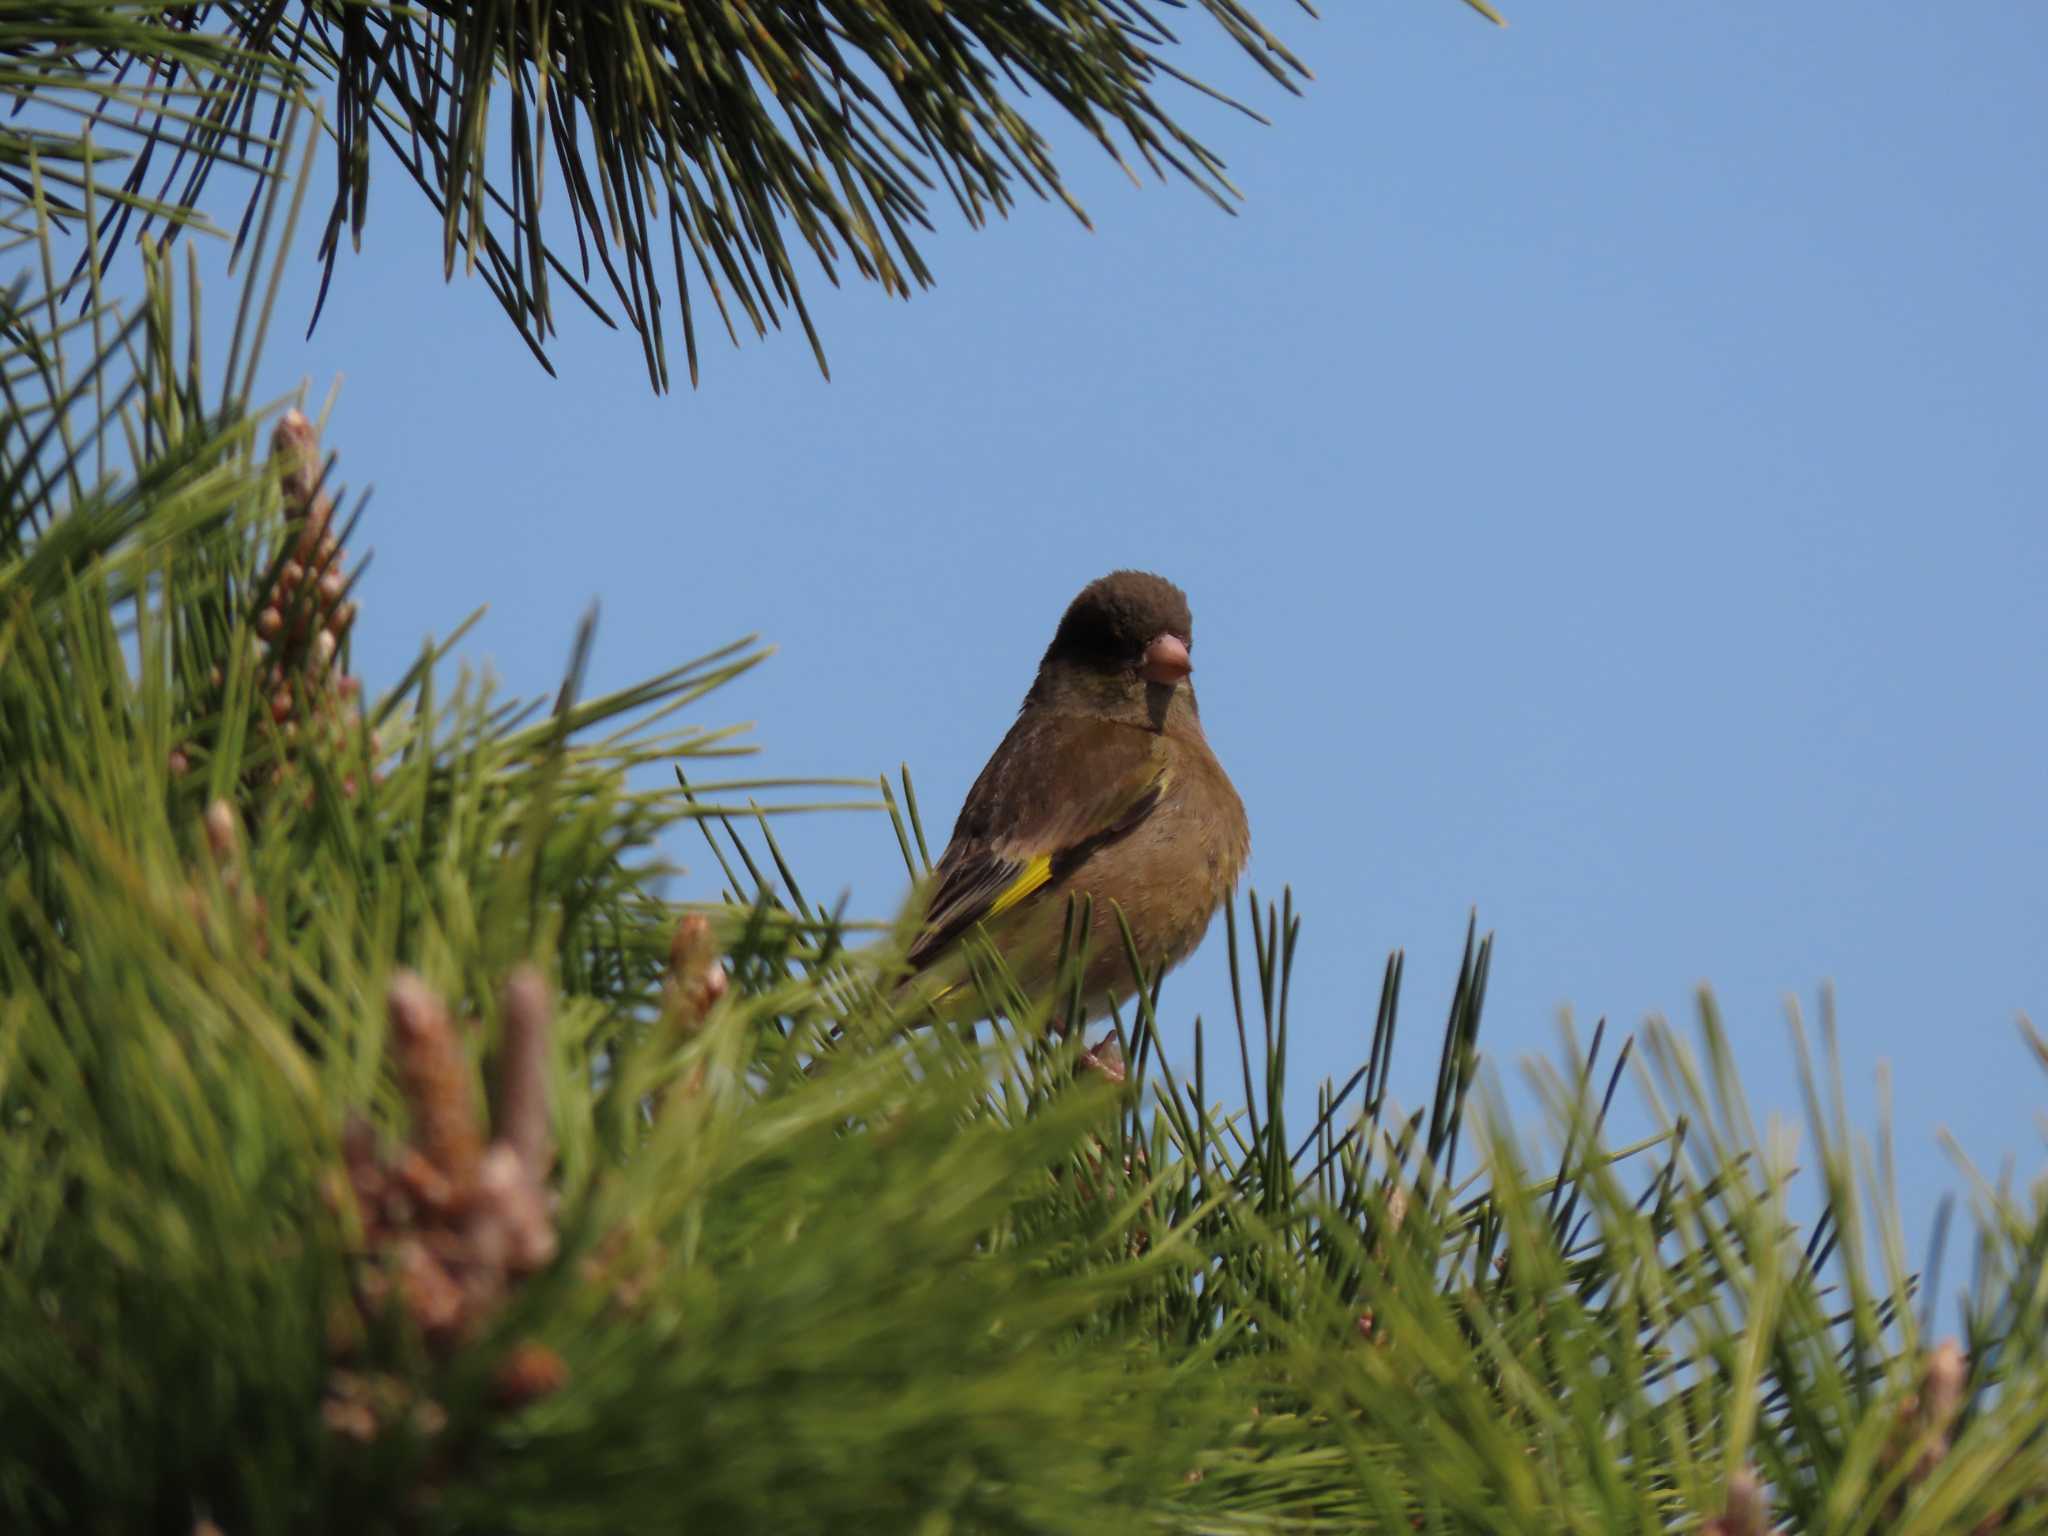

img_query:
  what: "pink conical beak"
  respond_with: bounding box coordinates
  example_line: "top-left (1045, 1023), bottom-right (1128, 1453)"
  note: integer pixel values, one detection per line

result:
top-left (1140, 632), bottom-right (1192, 686)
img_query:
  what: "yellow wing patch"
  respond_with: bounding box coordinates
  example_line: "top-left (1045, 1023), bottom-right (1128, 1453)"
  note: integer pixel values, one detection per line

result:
top-left (986, 853), bottom-right (1054, 919)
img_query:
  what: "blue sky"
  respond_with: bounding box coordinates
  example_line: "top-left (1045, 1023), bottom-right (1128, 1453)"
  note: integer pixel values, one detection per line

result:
top-left (219, 2), bottom-right (2045, 1266)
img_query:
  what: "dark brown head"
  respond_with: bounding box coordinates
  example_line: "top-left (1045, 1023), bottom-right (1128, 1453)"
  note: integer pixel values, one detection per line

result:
top-left (1041, 570), bottom-right (1194, 686)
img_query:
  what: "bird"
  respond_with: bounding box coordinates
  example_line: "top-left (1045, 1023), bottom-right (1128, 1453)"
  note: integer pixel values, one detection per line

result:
top-left (897, 570), bottom-right (1250, 1030)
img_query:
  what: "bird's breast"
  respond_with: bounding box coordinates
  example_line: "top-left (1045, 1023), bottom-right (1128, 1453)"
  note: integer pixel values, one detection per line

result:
top-left (1066, 740), bottom-right (1248, 974)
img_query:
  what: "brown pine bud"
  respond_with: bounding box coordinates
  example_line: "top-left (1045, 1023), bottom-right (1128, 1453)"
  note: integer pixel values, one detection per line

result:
top-left (494, 966), bottom-right (554, 1178)
top-left (395, 1238), bottom-right (466, 1341)
top-left (296, 494), bottom-right (334, 557)
top-left (272, 409), bottom-right (321, 509)
top-left (203, 799), bottom-right (238, 861)
top-left (468, 1142), bottom-right (557, 1276)
top-left (1702, 1469), bottom-right (1775, 1536)
top-left (391, 1147), bottom-right (457, 1217)
top-left (387, 973), bottom-right (483, 1190)
top-left (1910, 1339), bottom-right (1967, 1482)
top-left (1924, 1338), bottom-right (1965, 1426)
top-left (321, 1389), bottom-right (379, 1444)
top-left (490, 1340), bottom-right (568, 1411)
top-left (339, 1113), bottom-right (377, 1168)
top-left (663, 914), bottom-right (727, 1036)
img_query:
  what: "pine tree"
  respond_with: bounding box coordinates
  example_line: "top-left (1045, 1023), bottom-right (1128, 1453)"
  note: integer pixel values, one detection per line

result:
top-left (3, 4), bottom-right (2045, 1531)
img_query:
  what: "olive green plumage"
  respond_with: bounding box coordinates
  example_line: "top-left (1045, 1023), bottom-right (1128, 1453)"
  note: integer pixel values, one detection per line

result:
top-left (900, 570), bottom-right (1250, 1026)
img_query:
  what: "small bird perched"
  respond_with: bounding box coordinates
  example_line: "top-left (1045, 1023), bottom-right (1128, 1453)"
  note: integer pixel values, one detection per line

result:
top-left (899, 570), bottom-right (1250, 1028)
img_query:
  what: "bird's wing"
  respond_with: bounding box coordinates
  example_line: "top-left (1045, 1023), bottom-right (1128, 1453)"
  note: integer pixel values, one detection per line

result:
top-left (906, 715), bottom-right (1169, 973)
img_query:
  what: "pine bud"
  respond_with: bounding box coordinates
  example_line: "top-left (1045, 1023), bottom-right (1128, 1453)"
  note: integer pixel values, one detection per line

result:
top-left (388, 972), bottom-right (483, 1190)
top-left (203, 799), bottom-right (238, 861)
top-left (494, 966), bottom-right (554, 1179)
top-left (490, 1340), bottom-right (568, 1411)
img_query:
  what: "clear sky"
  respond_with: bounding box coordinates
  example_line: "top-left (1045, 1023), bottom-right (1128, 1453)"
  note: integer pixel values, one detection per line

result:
top-left (223, 2), bottom-right (2045, 1267)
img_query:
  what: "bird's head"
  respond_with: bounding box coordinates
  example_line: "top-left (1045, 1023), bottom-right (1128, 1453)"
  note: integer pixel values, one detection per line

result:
top-left (1033, 570), bottom-right (1197, 726)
